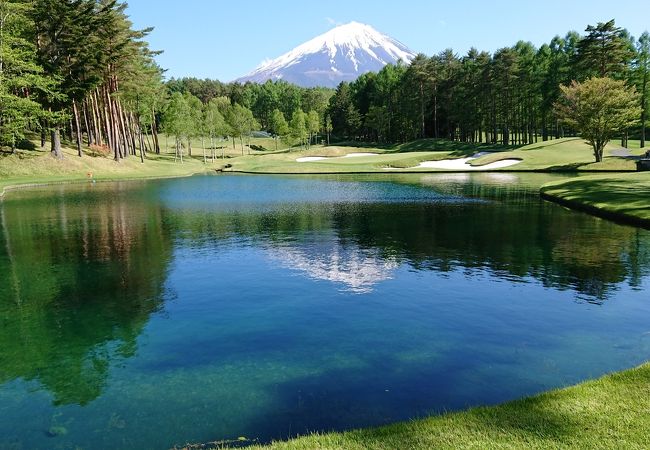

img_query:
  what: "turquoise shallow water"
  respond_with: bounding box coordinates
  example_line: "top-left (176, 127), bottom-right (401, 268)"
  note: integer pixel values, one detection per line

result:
top-left (0, 173), bottom-right (649, 449)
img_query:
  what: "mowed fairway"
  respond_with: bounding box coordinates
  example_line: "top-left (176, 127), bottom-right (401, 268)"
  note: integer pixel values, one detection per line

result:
top-left (1, 137), bottom-right (646, 195)
top-left (229, 138), bottom-right (646, 174)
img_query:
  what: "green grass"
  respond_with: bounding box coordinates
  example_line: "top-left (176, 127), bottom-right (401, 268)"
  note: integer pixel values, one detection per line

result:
top-left (469, 138), bottom-right (644, 171)
top-left (540, 172), bottom-right (650, 226)
top-left (0, 140), bottom-right (212, 196)
top-left (229, 138), bottom-right (646, 174)
top-left (2, 138), bottom-right (644, 189)
top-left (178, 363), bottom-right (650, 449)
top-left (0, 134), bottom-right (301, 195)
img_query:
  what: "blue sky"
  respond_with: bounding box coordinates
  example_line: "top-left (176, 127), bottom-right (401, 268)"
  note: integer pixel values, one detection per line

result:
top-left (126, 0), bottom-right (650, 82)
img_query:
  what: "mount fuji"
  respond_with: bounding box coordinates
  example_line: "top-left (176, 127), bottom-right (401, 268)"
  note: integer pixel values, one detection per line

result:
top-left (235, 22), bottom-right (416, 88)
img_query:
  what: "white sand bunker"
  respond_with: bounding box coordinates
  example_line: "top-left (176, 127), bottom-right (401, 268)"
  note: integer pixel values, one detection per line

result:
top-left (296, 152), bottom-right (379, 162)
top-left (342, 152), bottom-right (379, 158)
top-left (296, 156), bottom-right (328, 162)
top-left (411, 152), bottom-right (522, 171)
top-left (417, 158), bottom-right (522, 170)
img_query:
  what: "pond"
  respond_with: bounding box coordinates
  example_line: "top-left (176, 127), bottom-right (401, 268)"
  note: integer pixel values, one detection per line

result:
top-left (1, 173), bottom-right (649, 449)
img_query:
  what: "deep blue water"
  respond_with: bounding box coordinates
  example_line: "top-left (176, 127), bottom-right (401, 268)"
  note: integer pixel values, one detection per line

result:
top-left (0, 173), bottom-right (648, 449)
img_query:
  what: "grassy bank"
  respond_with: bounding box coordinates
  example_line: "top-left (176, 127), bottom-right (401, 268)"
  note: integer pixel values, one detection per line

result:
top-left (2, 138), bottom-right (644, 193)
top-left (0, 141), bottom-right (217, 197)
top-left (195, 363), bottom-right (650, 450)
top-left (229, 138), bottom-right (645, 174)
top-left (541, 173), bottom-right (650, 228)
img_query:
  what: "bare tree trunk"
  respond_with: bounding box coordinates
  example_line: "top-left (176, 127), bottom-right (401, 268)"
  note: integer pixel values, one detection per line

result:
top-left (82, 100), bottom-right (93, 146)
top-left (51, 128), bottom-right (62, 159)
top-left (72, 99), bottom-right (83, 157)
top-left (90, 90), bottom-right (103, 146)
top-left (641, 73), bottom-right (647, 148)
top-left (151, 108), bottom-right (160, 154)
top-left (116, 99), bottom-right (130, 158)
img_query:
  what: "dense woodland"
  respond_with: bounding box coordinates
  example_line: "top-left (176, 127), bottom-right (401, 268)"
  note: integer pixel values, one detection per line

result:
top-left (0, 0), bottom-right (648, 161)
top-left (330, 20), bottom-right (649, 147)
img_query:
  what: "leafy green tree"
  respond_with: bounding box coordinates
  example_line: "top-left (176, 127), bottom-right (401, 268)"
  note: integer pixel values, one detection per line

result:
top-left (204, 98), bottom-right (229, 160)
top-left (183, 92), bottom-right (202, 157)
top-left (405, 54), bottom-right (431, 138)
top-left (324, 115), bottom-right (333, 145)
top-left (226, 103), bottom-right (258, 155)
top-left (555, 77), bottom-right (641, 162)
top-left (289, 109), bottom-right (307, 149)
top-left (0, 0), bottom-right (51, 152)
top-left (269, 108), bottom-right (289, 150)
top-left (31, 0), bottom-right (107, 157)
top-left (365, 105), bottom-right (388, 142)
top-left (345, 103), bottom-right (362, 139)
top-left (162, 92), bottom-right (193, 163)
top-left (301, 87), bottom-right (332, 118)
top-left (306, 110), bottom-right (320, 147)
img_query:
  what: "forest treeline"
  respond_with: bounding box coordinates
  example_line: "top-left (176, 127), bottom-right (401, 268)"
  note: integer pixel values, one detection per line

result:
top-left (330, 20), bottom-right (649, 147)
top-left (0, 0), bottom-right (166, 160)
top-left (163, 20), bottom-right (650, 151)
top-left (1, 2), bottom-right (648, 162)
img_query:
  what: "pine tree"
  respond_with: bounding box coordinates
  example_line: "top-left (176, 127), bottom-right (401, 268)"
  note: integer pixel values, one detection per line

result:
top-left (0, 0), bottom-right (51, 152)
top-left (576, 20), bottom-right (635, 79)
top-left (635, 32), bottom-right (650, 148)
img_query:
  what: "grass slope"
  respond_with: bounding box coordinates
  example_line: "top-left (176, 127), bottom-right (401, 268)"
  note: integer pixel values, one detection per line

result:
top-left (2, 138), bottom-right (644, 190)
top-left (541, 172), bottom-right (650, 227)
top-left (0, 135), bottom-right (297, 195)
top-left (0, 142), bottom-right (215, 196)
top-left (230, 138), bottom-right (644, 174)
top-left (231, 363), bottom-right (650, 450)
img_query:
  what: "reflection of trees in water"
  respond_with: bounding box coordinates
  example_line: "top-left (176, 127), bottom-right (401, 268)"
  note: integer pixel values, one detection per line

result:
top-left (0, 186), bottom-right (172, 406)
top-left (171, 198), bottom-right (650, 302)
top-left (1, 178), bottom-right (648, 405)
top-left (331, 202), bottom-right (650, 302)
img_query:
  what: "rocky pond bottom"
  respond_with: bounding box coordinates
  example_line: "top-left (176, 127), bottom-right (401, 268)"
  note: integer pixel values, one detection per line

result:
top-left (0, 173), bottom-right (649, 449)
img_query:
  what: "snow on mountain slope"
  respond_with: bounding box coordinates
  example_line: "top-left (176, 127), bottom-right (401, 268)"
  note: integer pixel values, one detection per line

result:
top-left (235, 22), bottom-right (416, 88)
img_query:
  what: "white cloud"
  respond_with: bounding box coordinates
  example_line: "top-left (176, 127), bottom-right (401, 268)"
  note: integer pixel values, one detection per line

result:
top-left (325, 17), bottom-right (342, 27)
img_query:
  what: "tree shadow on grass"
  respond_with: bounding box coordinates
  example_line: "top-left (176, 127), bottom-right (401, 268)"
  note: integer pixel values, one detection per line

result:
top-left (335, 139), bottom-right (523, 155)
top-left (542, 162), bottom-right (586, 171)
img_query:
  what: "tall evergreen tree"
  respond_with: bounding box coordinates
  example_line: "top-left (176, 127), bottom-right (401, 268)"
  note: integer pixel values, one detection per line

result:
top-left (576, 20), bottom-right (635, 79)
top-left (635, 32), bottom-right (650, 148)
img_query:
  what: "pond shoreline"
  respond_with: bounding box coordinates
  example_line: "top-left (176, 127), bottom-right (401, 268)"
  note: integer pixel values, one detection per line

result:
top-left (540, 173), bottom-right (650, 230)
top-left (186, 362), bottom-right (650, 450)
top-left (0, 171), bottom-right (206, 200)
top-left (229, 168), bottom-right (635, 175)
top-left (1, 168), bottom-right (636, 199)
top-left (541, 190), bottom-right (650, 230)
top-left (2, 169), bottom-right (649, 450)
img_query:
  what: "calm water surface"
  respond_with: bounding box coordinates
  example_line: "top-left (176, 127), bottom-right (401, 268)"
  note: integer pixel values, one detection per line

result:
top-left (0, 173), bottom-right (649, 449)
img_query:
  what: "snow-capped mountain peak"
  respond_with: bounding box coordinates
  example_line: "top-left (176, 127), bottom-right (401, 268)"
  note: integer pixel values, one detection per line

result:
top-left (236, 22), bottom-right (416, 88)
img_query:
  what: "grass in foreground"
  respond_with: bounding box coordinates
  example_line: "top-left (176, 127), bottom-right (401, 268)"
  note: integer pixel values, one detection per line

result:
top-left (206, 363), bottom-right (650, 450)
top-left (541, 172), bottom-right (650, 226)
